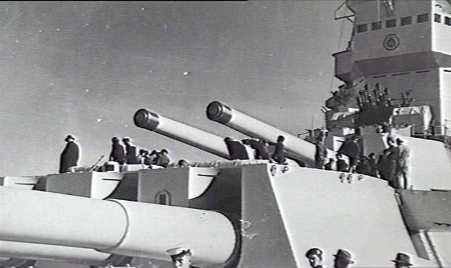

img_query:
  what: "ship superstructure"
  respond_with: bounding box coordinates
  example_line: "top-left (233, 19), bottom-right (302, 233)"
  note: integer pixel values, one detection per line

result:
top-left (334, 0), bottom-right (451, 135)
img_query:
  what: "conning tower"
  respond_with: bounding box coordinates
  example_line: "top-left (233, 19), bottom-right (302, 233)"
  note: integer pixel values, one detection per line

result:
top-left (335, 0), bottom-right (451, 134)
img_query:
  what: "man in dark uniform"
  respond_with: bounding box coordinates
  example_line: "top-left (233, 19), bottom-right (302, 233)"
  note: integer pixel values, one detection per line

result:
top-left (378, 150), bottom-right (390, 181)
top-left (392, 253), bottom-right (413, 268)
top-left (59, 135), bottom-right (80, 173)
top-left (224, 137), bottom-right (250, 160)
top-left (338, 136), bottom-right (360, 173)
top-left (242, 138), bottom-right (270, 160)
top-left (336, 153), bottom-right (348, 172)
top-left (122, 137), bottom-right (140, 164)
top-left (333, 249), bottom-right (355, 268)
top-left (315, 139), bottom-right (328, 169)
top-left (148, 150), bottom-right (158, 165)
top-left (155, 149), bottom-right (171, 168)
top-left (272, 135), bottom-right (287, 165)
top-left (356, 156), bottom-right (370, 175)
top-left (386, 139), bottom-right (400, 188)
top-left (109, 137), bottom-right (125, 164)
top-left (305, 248), bottom-right (324, 268)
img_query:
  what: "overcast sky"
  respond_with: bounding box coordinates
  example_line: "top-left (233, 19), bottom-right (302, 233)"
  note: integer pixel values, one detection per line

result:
top-left (0, 1), bottom-right (351, 177)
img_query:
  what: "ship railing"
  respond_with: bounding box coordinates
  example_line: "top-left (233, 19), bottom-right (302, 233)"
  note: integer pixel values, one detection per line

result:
top-left (410, 123), bottom-right (451, 145)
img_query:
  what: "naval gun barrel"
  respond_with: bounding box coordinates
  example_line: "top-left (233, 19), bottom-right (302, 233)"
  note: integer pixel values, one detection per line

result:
top-left (0, 186), bottom-right (236, 267)
top-left (134, 108), bottom-right (230, 159)
top-left (0, 240), bottom-right (116, 266)
top-left (207, 101), bottom-right (325, 166)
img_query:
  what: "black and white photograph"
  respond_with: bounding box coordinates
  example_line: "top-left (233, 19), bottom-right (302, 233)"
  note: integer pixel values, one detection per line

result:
top-left (0, 1), bottom-right (450, 267)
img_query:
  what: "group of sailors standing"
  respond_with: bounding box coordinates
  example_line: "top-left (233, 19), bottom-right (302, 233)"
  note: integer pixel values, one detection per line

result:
top-left (110, 136), bottom-right (171, 168)
top-left (58, 133), bottom-right (289, 173)
top-left (224, 135), bottom-right (287, 164)
top-left (58, 135), bottom-right (173, 173)
top-left (315, 133), bottom-right (411, 189)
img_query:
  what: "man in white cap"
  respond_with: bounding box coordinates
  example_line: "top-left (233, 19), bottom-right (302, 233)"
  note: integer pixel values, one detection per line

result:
top-left (305, 248), bottom-right (324, 268)
top-left (166, 247), bottom-right (194, 268)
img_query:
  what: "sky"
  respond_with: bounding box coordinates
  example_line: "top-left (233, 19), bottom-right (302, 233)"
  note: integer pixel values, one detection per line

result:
top-left (0, 1), bottom-right (352, 177)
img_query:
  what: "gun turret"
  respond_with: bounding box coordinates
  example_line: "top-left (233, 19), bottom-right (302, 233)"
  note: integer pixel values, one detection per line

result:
top-left (206, 101), bottom-right (328, 166)
top-left (0, 186), bottom-right (236, 267)
top-left (134, 109), bottom-right (231, 159)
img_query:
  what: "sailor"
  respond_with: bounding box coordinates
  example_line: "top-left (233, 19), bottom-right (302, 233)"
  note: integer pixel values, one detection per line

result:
top-left (272, 135), bottom-right (287, 165)
top-left (356, 156), bottom-right (370, 175)
top-left (224, 137), bottom-right (250, 160)
top-left (166, 247), bottom-right (194, 268)
top-left (336, 153), bottom-right (348, 172)
top-left (144, 149), bottom-right (157, 165)
top-left (305, 248), bottom-right (324, 268)
top-left (59, 135), bottom-right (80, 173)
top-left (242, 138), bottom-right (270, 160)
top-left (392, 253), bottom-right (413, 268)
top-left (368, 153), bottom-right (379, 177)
top-left (109, 137), bottom-right (125, 164)
top-left (396, 138), bottom-right (410, 189)
top-left (386, 139), bottom-right (400, 188)
top-left (314, 139), bottom-right (328, 169)
top-left (122, 137), bottom-right (140, 164)
top-left (155, 149), bottom-right (171, 168)
top-left (337, 135), bottom-right (360, 173)
top-left (176, 159), bottom-right (189, 167)
top-left (333, 249), bottom-right (355, 268)
top-left (377, 151), bottom-right (387, 181)
top-left (138, 149), bottom-right (149, 164)
top-left (324, 158), bottom-right (335, 170)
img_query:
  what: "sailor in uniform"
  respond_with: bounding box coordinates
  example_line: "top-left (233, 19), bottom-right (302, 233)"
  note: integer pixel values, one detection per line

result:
top-left (155, 149), bottom-right (171, 168)
top-left (109, 137), bottom-right (125, 164)
top-left (166, 247), bottom-right (194, 268)
top-left (122, 137), bottom-right (139, 164)
top-left (271, 135), bottom-right (287, 165)
top-left (305, 248), bottom-right (324, 268)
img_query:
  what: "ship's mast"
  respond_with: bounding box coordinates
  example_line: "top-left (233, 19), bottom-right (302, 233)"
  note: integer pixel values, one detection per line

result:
top-left (334, 0), bottom-right (451, 135)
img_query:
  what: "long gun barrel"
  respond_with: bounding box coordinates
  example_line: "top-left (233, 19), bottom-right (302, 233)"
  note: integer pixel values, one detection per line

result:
top-left (207, 101), bottom-right (324, 166)
top-left (0, 186), bottom-right (236, 267)
top-left (134, 108), bottom-right (231, 159)
top-left (0, 240), bottom-right (114, 266)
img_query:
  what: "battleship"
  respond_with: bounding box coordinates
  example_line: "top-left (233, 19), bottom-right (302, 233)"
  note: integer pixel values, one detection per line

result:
top-left (1, 0), bottom-right (451, 267)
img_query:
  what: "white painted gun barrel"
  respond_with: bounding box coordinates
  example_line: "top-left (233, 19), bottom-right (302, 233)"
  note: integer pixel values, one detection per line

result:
top-left (134, 108), bottom-right (230, 159)
top-left (0, 187), bottom-right (236, 267)
top-left (206, 101), bottom-right (320, 166)
top-left (0, 240), bottom-right (115, 266)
